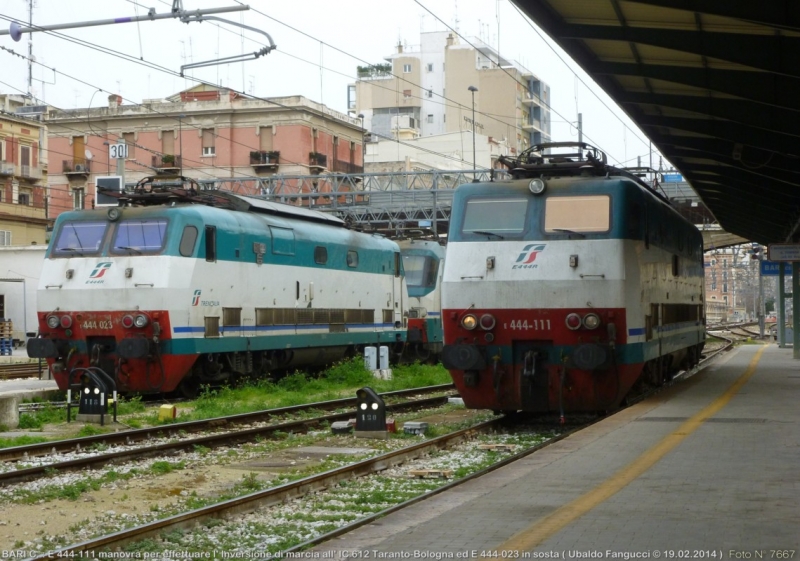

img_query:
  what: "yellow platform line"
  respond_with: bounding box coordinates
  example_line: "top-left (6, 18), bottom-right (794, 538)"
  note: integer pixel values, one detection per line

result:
top-left (496, 345), bottom-right (767, 553)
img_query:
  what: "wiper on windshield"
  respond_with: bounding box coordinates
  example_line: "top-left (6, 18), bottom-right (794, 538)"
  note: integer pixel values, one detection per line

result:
top-left (115, 246), bottom-right (142, 255)
top-left (471, 230), bottom-right (505, 240)
top-left (60, 247), bottom-right (85, 257)
top-left (551, 228), bottom-right (586, 238)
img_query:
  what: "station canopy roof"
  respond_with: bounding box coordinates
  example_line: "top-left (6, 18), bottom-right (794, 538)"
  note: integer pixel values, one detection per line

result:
top-left (513, 0), bottom-right (800, 245)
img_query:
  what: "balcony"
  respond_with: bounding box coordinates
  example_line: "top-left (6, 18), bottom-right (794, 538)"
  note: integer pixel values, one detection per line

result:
top-left (152, 154), bottom-right (182, 174)
top-left (63, 160), bottom-right (91, 178)
top-left (309, 152), bottom-right (328, 172)
top-left (250, 150), bottom-right (280, 171)
top-left (20, 164), bottom-right (44, 180)
top-left (0, 163), bottom-right (15, 177)
top-left (331, 160), bottom-right (364, 174)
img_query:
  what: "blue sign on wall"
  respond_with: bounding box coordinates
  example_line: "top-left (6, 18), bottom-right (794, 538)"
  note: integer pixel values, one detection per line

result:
top-left (662, 173), bottom-right (683, 183)
top-left (760, 260), bottom-right (793, 276)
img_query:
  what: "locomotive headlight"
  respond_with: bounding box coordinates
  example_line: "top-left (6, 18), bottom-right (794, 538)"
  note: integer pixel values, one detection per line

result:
top-left (565, 313), bottom-right (582, 330)
top-left (479, 313), bottom-right (496, 330)
top-left (121, 315), bottom-right (135, 329)
top-left (46, 315), bottom-right (60, 329)
top-left (133, 314), bottom-right (149, 328)
top-left (528, 178), bottom-right (546, 195)
top-left (461, 314), bottom-right (478, 330)
top-left (360, 403), bottom-right (367, 410)
top-left (371, 403), bottom-right (379, 410)
top-left (60, 315), bottom-right (73, 329)
top-left (583, 313), bottom-right (601, 330)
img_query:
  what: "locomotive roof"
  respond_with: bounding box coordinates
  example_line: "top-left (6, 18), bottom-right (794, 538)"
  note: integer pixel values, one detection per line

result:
top-left (97, 176), bottom-right (345, 228)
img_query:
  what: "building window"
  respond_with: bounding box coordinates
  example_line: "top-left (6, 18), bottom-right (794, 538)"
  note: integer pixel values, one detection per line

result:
top-left (403, 64), bottom-right (411, 73)
top-left (426, 63), bottom-right (433, 72)
top-left (202, 129), bottom-right (215, 156)
top-left (403, 90), bottom-right (412, 99)
top-left (426, 89), bottom-right (433, 98)
top-left (73, 188), bottom-right (85, 210)
top-left (122, 132), bottom-right (136, 159)
top-left (18, 193), bottom-right (30, 206)
top-left (20, 145), bottom-right (31, 166)
top-left (427, 114), bottom-right (434, 124)
top-left (723, 283), bottom-right (728, 293)
top-left (0, 230), bottom-right (11, 246)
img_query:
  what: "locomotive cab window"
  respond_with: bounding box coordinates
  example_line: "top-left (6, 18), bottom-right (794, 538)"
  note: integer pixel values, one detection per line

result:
top-left (53, 221), bottom-right (107, 256)
top-left (462, 198), bottom-right (528, 236)
top-left (403, 254), bottom-right (439, 289)
top-left (544, 195), bottom-right (610, 233)
top-left (111, 219), bottom-right (168, 255)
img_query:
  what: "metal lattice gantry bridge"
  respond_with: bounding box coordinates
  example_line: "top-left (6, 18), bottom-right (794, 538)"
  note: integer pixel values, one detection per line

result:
top-left (177, 169), bottom-right (502, 235)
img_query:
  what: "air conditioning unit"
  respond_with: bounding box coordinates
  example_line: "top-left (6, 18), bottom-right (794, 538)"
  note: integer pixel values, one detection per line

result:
top-left (74, 164), bottom-right (86, 172)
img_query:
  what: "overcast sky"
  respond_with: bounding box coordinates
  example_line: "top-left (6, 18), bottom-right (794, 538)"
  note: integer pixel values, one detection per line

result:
top-left (0, 0), bottom-right (664, 170)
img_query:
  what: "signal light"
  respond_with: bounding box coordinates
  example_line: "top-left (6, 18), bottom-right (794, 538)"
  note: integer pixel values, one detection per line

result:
top-left (59, 315), bottom-right (73, 329)
top-left (121, 315), bottom-right (135, 329)
top-left (583, 313), bottom-right (601, 330)
top-left (461, 314), bottom-right (478, 330)
top-left (565, 313), bottom-right (582, 330)
top-left (479, 314), bottom-right (496, 330)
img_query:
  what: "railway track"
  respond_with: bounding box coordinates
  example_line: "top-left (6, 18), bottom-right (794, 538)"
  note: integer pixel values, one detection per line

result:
top-left (0, 385), bottom-right (457, 483)
top-left (0, 360), bottom-right (44, 380)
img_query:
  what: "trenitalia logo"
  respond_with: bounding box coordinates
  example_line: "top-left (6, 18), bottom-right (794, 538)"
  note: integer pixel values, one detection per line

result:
top-left (89, 262), bottom-right (112, 278)
top-left (192, 290), bottom-right (201, 307)
top-left (515, 244), bottom-right (546, 264)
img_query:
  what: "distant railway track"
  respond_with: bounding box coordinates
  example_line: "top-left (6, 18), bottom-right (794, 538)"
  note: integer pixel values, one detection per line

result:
top-left (0, 361), bottom-right (44, 380)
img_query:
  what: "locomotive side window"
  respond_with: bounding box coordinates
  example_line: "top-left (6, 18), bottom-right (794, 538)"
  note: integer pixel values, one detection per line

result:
top-left (112, 219), bottom-right (168, 255)
top-left (205, 226), bottom-right (217, 262)
top-left (544, 195), bottom-right (610, 233)
top-left (462, 198), bottom-right (528, 235)
top-left (314, 246), bottom-right (328, 265)
top-left (347, 250), bottom-right (359, 268)
top-left (53, 221), bottom-right (107, 256)
top-left (179, 226), bottom-right (198, 257)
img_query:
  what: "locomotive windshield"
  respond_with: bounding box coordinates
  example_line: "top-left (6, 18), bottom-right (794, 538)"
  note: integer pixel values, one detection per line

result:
top-left (462, 198), bottom-right (528, 235)
top-left (544, 195), bottom-right (610, 233)
top-left (403, 254), bottom-right (439, 289)
top-left (111, 219), bottom-right (169, 255)
top-left (53, 221), bottom-right (107, 256)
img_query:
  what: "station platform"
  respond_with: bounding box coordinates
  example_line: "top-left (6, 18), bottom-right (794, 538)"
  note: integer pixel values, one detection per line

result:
top-left (308, 343), bottom-right (800, 556)
top-left (0, 345), bottom-right (57, 400)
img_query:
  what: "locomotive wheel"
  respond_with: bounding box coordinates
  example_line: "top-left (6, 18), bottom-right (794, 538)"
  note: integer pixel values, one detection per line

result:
top-left (178, 376), bottom-right (201, 399)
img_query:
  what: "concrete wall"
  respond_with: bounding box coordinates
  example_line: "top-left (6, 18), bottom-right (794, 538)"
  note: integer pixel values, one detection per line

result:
top-left (0, 245), bottom-right (46, 340)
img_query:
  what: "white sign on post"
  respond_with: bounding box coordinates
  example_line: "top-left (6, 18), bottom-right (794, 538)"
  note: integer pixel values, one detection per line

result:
top-left (767, 244), bottom-right (800, 262)
top-left (109, 143), bottom-right (128, 159)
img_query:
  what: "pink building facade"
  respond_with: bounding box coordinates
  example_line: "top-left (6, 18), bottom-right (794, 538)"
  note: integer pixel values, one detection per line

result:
top-left (46, 86), bottom-right (365, 218)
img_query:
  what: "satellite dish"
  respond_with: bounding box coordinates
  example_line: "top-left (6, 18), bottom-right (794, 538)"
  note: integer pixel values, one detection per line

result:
top-left (10, 21), bottom-right (21, 42)
top-left (85, 150), bottom-right (94, 160)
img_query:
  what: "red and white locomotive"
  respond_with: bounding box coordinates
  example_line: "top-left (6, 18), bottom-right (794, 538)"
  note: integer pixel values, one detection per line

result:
top-left (441, 143), bottom-right (705, 416)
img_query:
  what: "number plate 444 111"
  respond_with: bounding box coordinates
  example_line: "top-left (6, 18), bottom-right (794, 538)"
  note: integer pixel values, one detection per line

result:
top-left (506, 319), bottom-right (550, 331)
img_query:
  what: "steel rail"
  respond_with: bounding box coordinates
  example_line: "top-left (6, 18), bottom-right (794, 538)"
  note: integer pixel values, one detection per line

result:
top-left (0, 395), bottom-right (455, 486)
top-left (30, 417), bottom-right (509, 559)
top-left (0, 384), bottom-right (454, 463)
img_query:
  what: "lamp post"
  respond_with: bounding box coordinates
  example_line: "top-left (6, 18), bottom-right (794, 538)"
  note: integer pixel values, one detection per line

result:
top-left (357, 113), bottom-right (365, 171)
top-left (468, 85), bottom-right (478, 182)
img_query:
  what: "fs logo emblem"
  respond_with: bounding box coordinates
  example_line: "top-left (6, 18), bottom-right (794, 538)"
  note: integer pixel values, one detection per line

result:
top-left (513, 244), bottom-right (546, 270)
top-left (192, 290), bottom-right (201, 307)
top-left (89, 262), bottom-right (113, 278)
top-left (516, 244), bottom-right (546, 264)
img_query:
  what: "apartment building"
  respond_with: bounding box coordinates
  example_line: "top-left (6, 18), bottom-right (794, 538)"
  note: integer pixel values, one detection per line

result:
top-left (349, 31), bottom-right (551, 161)
top-left (0, 101), bottom-right (48, 246)
top-left (46, 84), bottom-right (365, 218)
